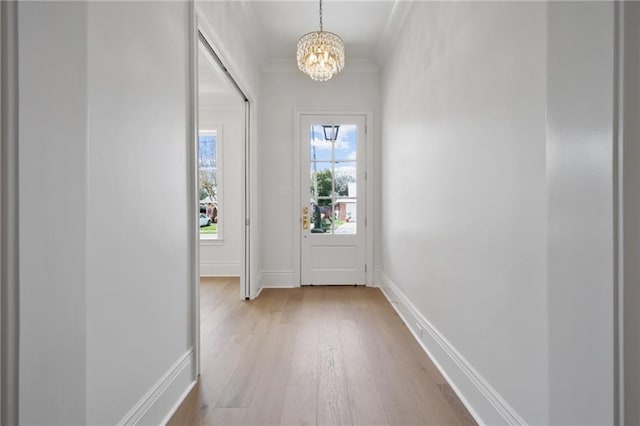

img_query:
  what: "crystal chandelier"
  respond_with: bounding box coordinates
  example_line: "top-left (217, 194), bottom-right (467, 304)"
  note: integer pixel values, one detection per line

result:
top-left (296, 0), bottom-right (345, 82)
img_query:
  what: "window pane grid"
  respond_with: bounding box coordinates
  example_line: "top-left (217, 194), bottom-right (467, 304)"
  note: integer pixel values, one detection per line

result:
top-left (308, 124), bottom-right (357, 235)
top-left (199, 131), bottom-right (219, 238)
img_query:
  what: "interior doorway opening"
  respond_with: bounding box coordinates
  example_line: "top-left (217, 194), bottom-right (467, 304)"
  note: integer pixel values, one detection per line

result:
top-left (194, 27), bottom-right (251, 376)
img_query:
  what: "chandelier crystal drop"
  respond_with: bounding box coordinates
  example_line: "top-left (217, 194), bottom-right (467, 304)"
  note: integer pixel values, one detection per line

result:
top-left (296, 0), bottom-right (345, 82)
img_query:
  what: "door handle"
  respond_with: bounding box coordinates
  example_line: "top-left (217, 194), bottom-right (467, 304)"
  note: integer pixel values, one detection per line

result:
top-left (302, 206), bottom-right (309, 229)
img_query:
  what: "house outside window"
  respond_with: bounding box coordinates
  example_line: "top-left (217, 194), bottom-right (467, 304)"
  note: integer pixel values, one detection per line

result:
top-left (199, 129), bottom-right (220, 239)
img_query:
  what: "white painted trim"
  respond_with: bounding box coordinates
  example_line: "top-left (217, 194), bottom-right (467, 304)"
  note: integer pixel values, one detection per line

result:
top-left (614, 2), bottom-right (625, 423)
top-left (199, 104), bottom-right (243, 112)
top-left (194, 1), bottom-right (260, 375)
top-left (199, 261), bottom-right (241, 277)
top-left (372, 269), bottom-right (384, 288)
top-left (260, 270), bottom-right (296, 288)
top-left (1, 1), bottom-right (20, 424)
top-left (194, 4), bottom-right (257, 103)
top-left (194, 6), bottom-right (257, 301)
top-left (255, 284), bottom-right (264, 299)
top-left (261, 285), bottom-right (298, 289)
top-left (118, 349), bottom-right (195, 426)
top-left (160, 380), bottom-right (197, 426)
top-left (292, 112), bottom-right (302, 287)
top-left (376, 271), bottom-right (527, 426)
top-left (199, 238), bottom-right (224, 246)
top-left (242, 101), bottom-right (250, 300)
top-left (188, 0), bottom-right (201, 379)
top-left (364, 111), bottom-right (375, 287)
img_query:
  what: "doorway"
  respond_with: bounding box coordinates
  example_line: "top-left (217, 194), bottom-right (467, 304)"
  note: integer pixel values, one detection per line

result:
top-left (196, 34), bottom-right (247, 294)
top-left (299, 114), bottom-right (367, 285)
top-left (193, 25), bottom-right (252, 376)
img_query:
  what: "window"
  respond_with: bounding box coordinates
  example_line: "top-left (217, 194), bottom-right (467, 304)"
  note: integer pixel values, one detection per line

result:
top-left (309, 124), bottom-right (358, 235)
top-left (199, 129), bottom-right (221, 239)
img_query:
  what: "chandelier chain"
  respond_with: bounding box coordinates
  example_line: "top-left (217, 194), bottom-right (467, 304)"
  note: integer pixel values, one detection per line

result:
top-left (319, 0), bottom-right (323, 31)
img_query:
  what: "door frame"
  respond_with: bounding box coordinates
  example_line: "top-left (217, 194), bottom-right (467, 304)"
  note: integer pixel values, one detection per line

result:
top-left (190, 4), bottom-right (258, 377)
top-left (1, 1), bottom-right (20, 423)
top-left (293, 110), bottom-right (374, 287)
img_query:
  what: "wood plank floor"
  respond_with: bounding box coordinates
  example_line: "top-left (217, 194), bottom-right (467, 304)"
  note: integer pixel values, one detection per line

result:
top-left (168, 277), bottom-right (476, 426)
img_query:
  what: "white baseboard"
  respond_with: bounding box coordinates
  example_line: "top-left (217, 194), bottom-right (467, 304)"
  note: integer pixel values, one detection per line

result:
top-left (199, 261), bottom-right (240, 277)
top-left (375, 272), bottom-right (527, 426)
top-left (260, 285), bottom-right (298, 289)
top-left (254, 271), bottom-right (297, 299)
top-left (118, 349), bottom-right (195, 425)
top-left (160, 379), bottom-right (197, 425)
top-left (372, 269), bottom-right (383, 288)
top-left (260, 270), bottom-right (296, 288)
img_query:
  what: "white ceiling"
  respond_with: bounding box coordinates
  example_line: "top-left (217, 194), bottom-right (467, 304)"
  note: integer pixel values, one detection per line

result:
top-left (245, 1), bottom-right (401, 62)
top-left (198, 0), bottom-right (410, 99)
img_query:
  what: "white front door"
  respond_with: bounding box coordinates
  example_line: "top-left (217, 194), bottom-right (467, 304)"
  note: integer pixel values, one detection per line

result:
top-left (300, 115), bottom-right (366, 285)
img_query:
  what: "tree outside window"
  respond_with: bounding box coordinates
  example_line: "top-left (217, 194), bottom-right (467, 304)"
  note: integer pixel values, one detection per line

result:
top-left (199, 131), bottom-right (219, 238)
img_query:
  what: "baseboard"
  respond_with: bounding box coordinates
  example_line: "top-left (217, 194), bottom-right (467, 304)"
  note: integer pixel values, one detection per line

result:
top-left (118, 349), bottom-right (195, 425)
top-left (199, 261), bottom-right (240, 277)
top-left (255, 285), bottom-right (264, 299)
top-left (376, 272), bottom-right (527, 426)
top-left (260, 270), bottom-right (296, 288)
top-left (372, 269), bottom-right (383, 288)
top-left (160, 379), bottom-right (197, 425)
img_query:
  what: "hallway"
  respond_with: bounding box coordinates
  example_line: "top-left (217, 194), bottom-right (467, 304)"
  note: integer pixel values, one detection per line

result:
top-left (168, 278), bottom-right (476, 425)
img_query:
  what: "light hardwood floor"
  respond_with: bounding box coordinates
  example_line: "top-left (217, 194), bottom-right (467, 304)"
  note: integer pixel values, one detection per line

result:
top-left (168, 277), bottom-right (476, 426)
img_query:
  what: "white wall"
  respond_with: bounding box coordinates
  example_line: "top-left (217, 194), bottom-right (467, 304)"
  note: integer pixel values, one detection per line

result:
top-left (623, 2), bottom-right (640, 424)
top-left (85, 2), bottom-right (193, 423)
top-left (18, 2), bottom-right (88, 423)
top-left (199, 104), bottom-right (245, 277)
top-left (17, 3), bottom-right (192, 423)
top-left (259, 65), bottom-right (381, 286)
top-left (15, 0), bottom-right (264, 422)
top-left (380, 2), bottom-right (548, 423)
top-left (546, 3), bottom-right (616, 424)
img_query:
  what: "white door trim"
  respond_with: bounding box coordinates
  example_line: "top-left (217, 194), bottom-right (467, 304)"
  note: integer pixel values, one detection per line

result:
top-left (191, 5), bottom-right (258, 378)
top-left (188, 0), bottom-right (200, 378)
top-left (1, 1), bottom-right (20, 423)
top-left (293, 109), bottom-right (374, 287)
